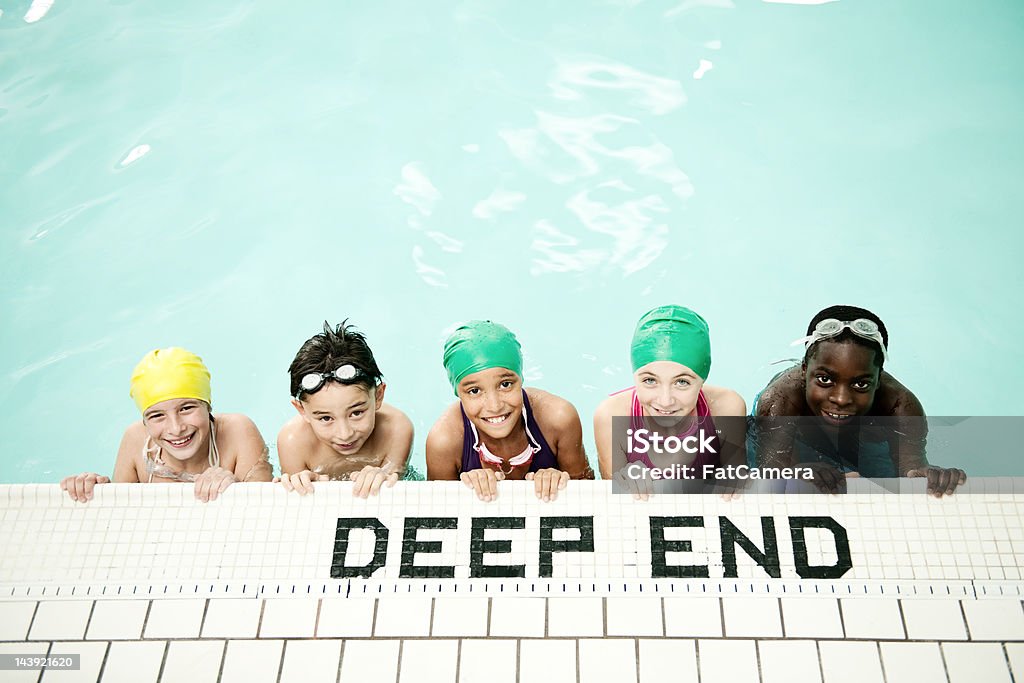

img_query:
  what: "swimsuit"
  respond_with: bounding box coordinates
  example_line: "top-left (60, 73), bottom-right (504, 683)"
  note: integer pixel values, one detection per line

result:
top-left (459, 390), bottom-right (559, 474)
top-left (623, 388), bottom-right (721, 475)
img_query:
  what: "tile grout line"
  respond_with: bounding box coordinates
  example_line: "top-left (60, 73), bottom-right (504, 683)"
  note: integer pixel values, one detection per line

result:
top-left (141, 599), bottom-right (154, 640)
top-left (155, 639), bottom-right (170, 682)
top-left (575, 638), bottom-right (581, 683)
top-left (515, 639), bottom-right (521, 683)
top-left (199, 598), bottom-right (212, 638)
top-left (837, 598), bottom-right (848, 638)
top-left (754, 639), bottom-right (764, 683)
top-left (216, 639), bottom-right (229, 682)
top-left (429, 598), bottom-right (436, 638)
top-left (314, 598), bottom-right (324, 638)
top-left (814, 640), bottom-right (826, 683)
top-left (959, 600), bottom-right (972, 640)
top-left (694, 639), bottom-right (702, 683)
top-left (896, 600), bottom-right (908, 639)
top-left (257, 598), bottom-right (268, 639)
top-left (395, 639), bottom-right (404, 683)
top-left (937, 639), bottom-right (952, 683)
top-left (486, 597), bottom-right (492, 637)
top-left (1002, 643), bottom-right (1017, 683)
top-left (455, 638), bottom-right (462, 683)
top-left (82, 599), bottom-right (98, 640)
top-left (335, 640), bottom-right (345, 683)
top-left (877, 641), bottom-right (889, 683)
top-left (277, 639), bottom-right (289, 682)
top-left (94, 641), bottom-right (111, 683)
top-left (26, 601), bottom-right (40, 641)
top-left (634, 638), bottom-right (641, 683)
top-left (372, 600), bottom-right (380, 638)
top-left (776, 597), bottom-right (786, 638)
top-left (719, 598), bottom-right (727, 638)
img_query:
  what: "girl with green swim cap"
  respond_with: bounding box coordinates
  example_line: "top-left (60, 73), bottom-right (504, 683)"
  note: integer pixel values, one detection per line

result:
top-left (426, 320), bottom-right (594, 502)
top-left (594, 305), bottom-right (747, 490)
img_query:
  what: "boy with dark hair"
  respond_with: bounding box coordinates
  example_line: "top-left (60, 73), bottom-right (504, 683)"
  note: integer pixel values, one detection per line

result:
top-left (277, 321), bottom-right (413, 497)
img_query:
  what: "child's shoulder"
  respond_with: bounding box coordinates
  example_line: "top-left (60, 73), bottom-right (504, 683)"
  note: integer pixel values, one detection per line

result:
top-left (374, 403), bottom-right (414, 439)
top-left (526, 387), bottom-right (581, 431)
top-left (277, 413), bottom-right (318, 448)
top-left (756, 367), bottom-right (805, 417)
top-left (702, 385), bottom-right (746, 417)
top-left (426, 401), bottom-right (464, 447)
top-left (594, 389), bottom-right (631, 419)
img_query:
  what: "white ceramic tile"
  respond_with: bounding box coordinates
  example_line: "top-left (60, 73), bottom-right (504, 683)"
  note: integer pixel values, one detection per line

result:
top-left (520, 640), bottom-right (576, 683)
top-left (145, 599), bottom-right (206, 639)
top-left (339, 640), bottom-right (400, 683)
top-left (259, 599), bottom-right (318, 638)
top-left (220, 639), bottom-right (283, 683)
top-left (87, 600), bottom-right (148, 640)
top-left (638, 639), bottom-right (697, 683)
top-left (606, 597), bottom-right (662, 637)
top-left (943, 642), bottom-right (1012, 683)
top-left (489, 598), bottom-right (544, 637)
top-left (0, 642), bottom-right (49, 683)
top-left (879, 642), bottom-right (946, 683)
top-left (759, 640), bottom-right (822, 683)
top-left (0, 602), bottom-right (37, 641)
top-left (663, 597), bottom-right (722, 637)
top-left (819, 641), bottom-right (884, 683)
top-left (839, 598), bottom-right (905, 639)
top-left (374, 597), bottom-right (431, 637)
top-left (99, 640), bottom-right (165, 683)
top-left (160, 640), bottom-right (225, 683)
top-left (41, 641), bottom-right (107, 683)
top-left (317, 598), bottom-right (375, 637)
top-left (579, 639), bottom-right (637, 683)
top-left (547, 597), bottom-right (603, 636)
top-left (721, 597), bottom-right (782, 637)
top-left (399, 640), bottom-right (458, 683)
top-left (781, 598), bottom-right (843, 638)
top-left (459, 640), bottom-right (516, 683)
top-left (1006, 643), bottom-right (1024, 683)
top-left (901, 599), bottom-right (968, 640)
top-left (201, 599), bottom-right (262, 639)
top-left (29, 601), bottom-right (93, 641)
top-left (279, 639), bottom-right (342, 683)
top-left (432, 598), bottom-right (488, 637)
top-left (698, 640), bottom-right (758, 683)
top-left (962, 599), bottom-right (1024, 640)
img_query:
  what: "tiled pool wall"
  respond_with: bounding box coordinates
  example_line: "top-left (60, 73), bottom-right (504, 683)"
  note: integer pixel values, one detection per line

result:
top-left (1, 481), bottom-right (1022, 682)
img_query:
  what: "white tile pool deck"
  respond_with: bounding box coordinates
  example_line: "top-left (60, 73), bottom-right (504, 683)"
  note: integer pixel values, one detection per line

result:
top-left (0, 480), bottom-right (1022, 682)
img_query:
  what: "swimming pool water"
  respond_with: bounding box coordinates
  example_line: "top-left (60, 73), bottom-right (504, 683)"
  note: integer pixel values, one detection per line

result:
top-left (2, 0), bottom-right (1023, 482)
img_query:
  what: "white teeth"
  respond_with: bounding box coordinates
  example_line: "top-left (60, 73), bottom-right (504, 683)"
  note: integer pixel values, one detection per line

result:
top-left (484, 414), bottom-right (508, 424)
top-left (826, 412), bottom-right (851, 420)
top-left (169, 434), bottom-right (193, 446)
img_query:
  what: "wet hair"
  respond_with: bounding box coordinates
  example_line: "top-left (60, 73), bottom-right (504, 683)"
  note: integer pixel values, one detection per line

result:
top-left (288, 320), bottom-right (383, 397)
top-left (804, 305), bottom-right (888, 369)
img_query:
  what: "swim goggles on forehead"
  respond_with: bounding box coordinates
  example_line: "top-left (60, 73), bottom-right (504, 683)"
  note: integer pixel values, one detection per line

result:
top-left (295, 364), bottom-right (368, 399)
top-left (790, 318), bottom-right (888, 362)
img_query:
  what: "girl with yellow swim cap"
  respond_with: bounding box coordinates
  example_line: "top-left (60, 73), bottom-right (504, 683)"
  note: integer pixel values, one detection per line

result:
top-left (426, 320), bottom-right (594, 502)
top-left (593, 306), bottom-right (747, 494)
top-left (61, 348), bottom-right (272, 502)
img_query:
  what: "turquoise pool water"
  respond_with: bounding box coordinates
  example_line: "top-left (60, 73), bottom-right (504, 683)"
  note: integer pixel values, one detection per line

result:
top-left (2, 0), bottom-right (1022, 483)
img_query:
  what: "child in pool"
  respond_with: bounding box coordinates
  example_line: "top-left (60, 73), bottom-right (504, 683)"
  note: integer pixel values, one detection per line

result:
top-left (751, 305), bottom-right (966, 496)
top-left (61, 347), bottom-right (272, 503)
top-left (426, 320), bottom-right (594, 502)
top-left (594, 305), bottom-right (747, 496)
top-left (276, 321), bottom-right (413, 498)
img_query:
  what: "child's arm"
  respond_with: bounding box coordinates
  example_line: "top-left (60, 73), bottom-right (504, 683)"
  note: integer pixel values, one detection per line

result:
top-left (351, 409), bottom-right (414, 498)
top-left (61, 423), bottom-right (139, 502)
top-left (276, 422), bottom-right (321, 495)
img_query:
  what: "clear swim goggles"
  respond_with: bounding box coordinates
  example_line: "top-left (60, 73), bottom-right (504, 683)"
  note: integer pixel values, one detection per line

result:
top-left (295, 364), bottom-right (368, 399)
top-left (790, 318), bottom-right (888, 362)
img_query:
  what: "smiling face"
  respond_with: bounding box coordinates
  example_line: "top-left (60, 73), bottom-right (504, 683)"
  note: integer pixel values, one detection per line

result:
top-left (633, 360), bottom-right (704, 426)
top-left (142, 398), bottom-right (213, 464)
top-left (294, 382), bottom-right (384, 456)
top-left (803, 340), bottom-right (881, 425)
top-left (457, 367), bottom-right (524, 440)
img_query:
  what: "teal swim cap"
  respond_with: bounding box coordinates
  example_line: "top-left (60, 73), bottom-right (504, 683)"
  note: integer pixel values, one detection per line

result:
top-left (630, 305), bottom-right (712, 380)
top-left (443, 320), bottom-right (523, 394)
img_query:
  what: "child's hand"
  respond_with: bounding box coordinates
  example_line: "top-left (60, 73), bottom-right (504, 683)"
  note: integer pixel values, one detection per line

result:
top-left (906, 466), bottom-right (967, 498)
top-left (460, 468), bottom-right (504, 502)
top-left (351, 464), bottom-right (398, 499)
top-left (60, 472), bottom-right (110, 502)
top-left (525, 468), bottom-right (569, 502)
top-left (800, 461), bottom-right (845, 494)
top-left (276, 470), bottom-right (327, 495)
top-left (612, 465), bottom-right (654, 501)
top-left (193, 466), bottom-right (236, 502)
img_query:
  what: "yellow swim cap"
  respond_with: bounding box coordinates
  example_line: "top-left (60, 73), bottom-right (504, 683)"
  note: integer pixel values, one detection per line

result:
top-left (129, 347), bottom-right (212, 413)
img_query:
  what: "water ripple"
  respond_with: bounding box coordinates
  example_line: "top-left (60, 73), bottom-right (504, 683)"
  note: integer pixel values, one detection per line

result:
top-left (24, 0), bottom-right (55, 24)
top-left (411, 245), bottom-right (448, 288)
top-left (394, 163), bottom-right (441, 216)
top-left (550, 59), bottom-right (686, 115)
top-left (472, 188), bottom-right (527, 220)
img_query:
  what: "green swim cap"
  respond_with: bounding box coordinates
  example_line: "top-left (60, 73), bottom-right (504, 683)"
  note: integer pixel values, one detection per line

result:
top-left (443, 320), bottom-right (523, 394)
top-left (630, 305), bottom-right (712, 380)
